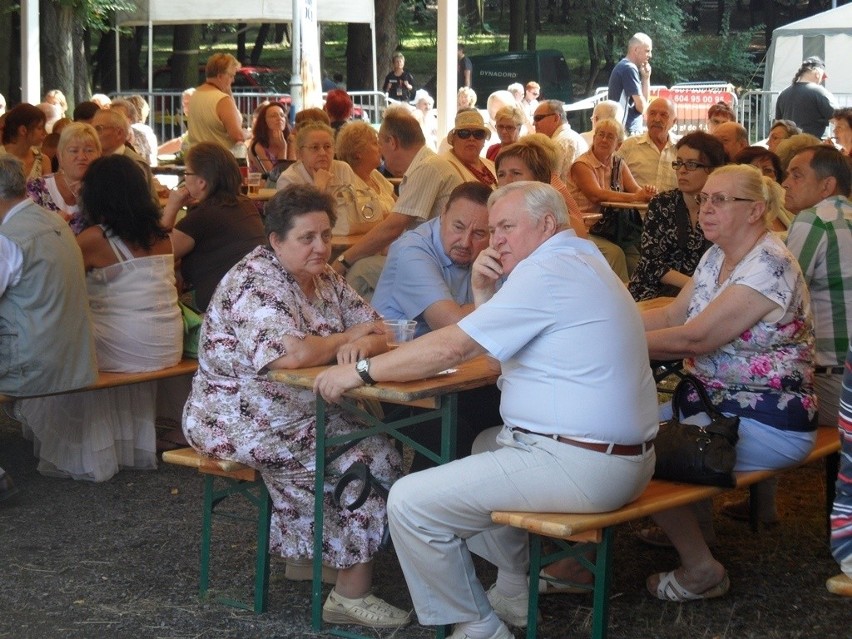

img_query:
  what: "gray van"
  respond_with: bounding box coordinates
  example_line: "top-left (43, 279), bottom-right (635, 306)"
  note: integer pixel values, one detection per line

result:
top-left (423, 49), bottom-right (573, 106)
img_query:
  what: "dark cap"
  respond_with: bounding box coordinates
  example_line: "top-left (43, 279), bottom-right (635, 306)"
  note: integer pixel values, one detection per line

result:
top-left (803, 56), bottom-right (825, 69)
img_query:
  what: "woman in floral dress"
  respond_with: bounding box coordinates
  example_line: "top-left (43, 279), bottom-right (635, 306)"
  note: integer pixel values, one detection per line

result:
top-left (182, 184), bottom-right (411, 630)
top-left (638, 164), bottom-right (817, 602)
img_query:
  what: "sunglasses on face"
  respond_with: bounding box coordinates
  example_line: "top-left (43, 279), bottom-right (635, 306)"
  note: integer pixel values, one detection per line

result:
top-left (533, 112), bottom-right (555, 122)
top-left (455, 129), bottom-right (487, 140)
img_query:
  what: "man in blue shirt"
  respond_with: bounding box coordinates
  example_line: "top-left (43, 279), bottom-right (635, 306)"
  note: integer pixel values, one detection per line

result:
top-left (372, 181), bottom-right (500, 470)
top-left (608, 32), bottom-right (653, 136)
top-left (373, 182), bottom-right (492, 337)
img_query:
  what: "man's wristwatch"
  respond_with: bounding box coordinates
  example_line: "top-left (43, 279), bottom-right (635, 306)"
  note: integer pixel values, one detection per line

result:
top-left (337, 254), bottom-right (352, 270)
top-left (355, 358), bottom-right (376, 385)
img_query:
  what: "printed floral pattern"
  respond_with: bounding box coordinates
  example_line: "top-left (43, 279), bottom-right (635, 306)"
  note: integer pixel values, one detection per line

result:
top-left (183, 246), bottom-right (400, 567)
top-left (684, 234), bottom-right (817, 430)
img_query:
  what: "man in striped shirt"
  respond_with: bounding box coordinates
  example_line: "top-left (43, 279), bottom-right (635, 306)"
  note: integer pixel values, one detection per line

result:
top-left (828, 345), bottom-right (852, 597)
top-left (724, 145), bottom-right (851, 525)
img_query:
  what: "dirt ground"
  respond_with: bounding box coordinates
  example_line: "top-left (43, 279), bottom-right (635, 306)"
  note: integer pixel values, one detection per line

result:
top-left (1, 413), bottom-right (849, 639)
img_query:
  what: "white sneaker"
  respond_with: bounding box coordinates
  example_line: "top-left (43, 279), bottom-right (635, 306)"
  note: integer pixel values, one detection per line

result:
top-left (447, 621), bottom-right (514, 639)
top-left (485, 584), bottom-right (528, 628)
top-left (322, 589), bottom-right (411, 629)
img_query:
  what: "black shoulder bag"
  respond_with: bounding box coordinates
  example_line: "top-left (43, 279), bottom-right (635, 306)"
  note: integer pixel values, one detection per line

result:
top-left (590, 156), bottom-right (644, 244)
top-left (653, 374), bottom-right (739, 487)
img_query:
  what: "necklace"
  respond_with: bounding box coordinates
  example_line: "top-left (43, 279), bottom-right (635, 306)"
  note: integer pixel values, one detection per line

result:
top-left (717, 231), bottom-right (766, 285)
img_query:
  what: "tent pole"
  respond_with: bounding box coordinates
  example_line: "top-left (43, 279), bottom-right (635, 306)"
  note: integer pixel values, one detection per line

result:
top-left (291, 0), bottom-right (303, 114)
top-left (437, 0), bottom-right (458, 140)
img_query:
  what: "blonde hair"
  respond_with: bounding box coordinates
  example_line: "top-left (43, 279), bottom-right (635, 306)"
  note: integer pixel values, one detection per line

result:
top-left (710, 164), bottom-right (786, 228)
top-left (57, 123), bottom-right (101, 158)
top-left (494, 105), bottom-right (524, 127)
top-left (205, 53), bottom-right (240, 79)
top-left (295, 121), bottom-right (335, 149)
top-left (593, 118), bottom-right (626, 145)
top-left (457, 87), bottom-right (477, 110)
top-left (335, 121), bottom-right (378, 166)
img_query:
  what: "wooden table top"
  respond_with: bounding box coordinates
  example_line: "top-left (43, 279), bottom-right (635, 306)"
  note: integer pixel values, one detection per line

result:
top-left (599, 200), bottom-right (649, 210)
top-left (248, 188), bottom-right (277, 202)
top-left (268, 355), bottom-right (498, 406)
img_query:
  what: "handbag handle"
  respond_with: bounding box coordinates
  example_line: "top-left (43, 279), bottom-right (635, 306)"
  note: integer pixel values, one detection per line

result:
top-left (671, 374), bottom-right (727, 421)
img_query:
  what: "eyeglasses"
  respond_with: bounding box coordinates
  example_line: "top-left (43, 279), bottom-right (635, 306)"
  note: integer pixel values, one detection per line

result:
top-left (696, 193), bottom-right (755, 207)
top-left (301, 143), bottom-right (334, 153)
top-left (672, 160), bottom-right (709, 171)
top-left (455, 129), bottom-right (487, 140)
top-left (183, 171), bottom-right (196, 176)
top-left (533, 113), bottom-right (556, 122)
top-left (495, 124), bottom-right (520, 131)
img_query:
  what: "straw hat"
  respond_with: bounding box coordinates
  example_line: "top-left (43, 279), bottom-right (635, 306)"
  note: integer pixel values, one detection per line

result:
top-left (447, 109), bottom-right (490, 144)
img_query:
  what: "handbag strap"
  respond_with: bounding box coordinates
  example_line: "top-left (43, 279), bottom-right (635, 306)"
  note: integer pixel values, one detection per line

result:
top-left (609, 156), bottom-right (623, 192)
top-left (672, 374), bottom-right (726, 420)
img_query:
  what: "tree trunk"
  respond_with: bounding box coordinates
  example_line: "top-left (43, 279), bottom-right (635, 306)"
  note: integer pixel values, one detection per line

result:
top-left (40, 1), bottom-right (75, 104)
top-left (171, 25), bottom-right (202, 90)
top-left (72, 24), bottom-right (91, 105)
top-left (126, 26), bottom-right (146, 90)
top-left (374, 0), bottom-right (401, 85)
top-left (236, 24), bottom-right (247, 64)
top-left (91, 30), bottom-right (116, 93)
top-left (346, 23), bottom-right (373, 91)
top-left (584, 18), bottom-right (601, 95)
top-left (0, 0), bottom-right (19, 103)
top-left (251, 24), bottom-right (271, 66)
top-left (508, 0), bottom-right (525, 51)
top-left (526, 0), bottom-right (536, 51)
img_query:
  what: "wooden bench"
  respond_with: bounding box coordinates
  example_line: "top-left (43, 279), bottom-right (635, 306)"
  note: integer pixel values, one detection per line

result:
top-left (161, 447), bottom-right (272, 613)
top-left (491, 426), bottom-right (841, 639)
top-left (0, 358), bottom-right (199, 404)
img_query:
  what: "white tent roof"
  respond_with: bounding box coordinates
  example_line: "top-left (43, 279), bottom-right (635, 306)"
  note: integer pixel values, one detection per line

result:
top-left (116, 0), bottom-right (374, 26)
top-left (764, 4), bottom-right (852, 96)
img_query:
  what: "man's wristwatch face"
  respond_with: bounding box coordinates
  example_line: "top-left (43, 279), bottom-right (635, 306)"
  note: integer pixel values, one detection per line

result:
top-left (355, 358), bottom-right (375, 385)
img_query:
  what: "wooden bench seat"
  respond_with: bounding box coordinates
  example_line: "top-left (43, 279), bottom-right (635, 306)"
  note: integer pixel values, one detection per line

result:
top-left (162, 447), bottom-right (271, 613)
top-left (491, 426), bottom-right (841, 639)
top-left (0, 358), bottom-right (198, 404)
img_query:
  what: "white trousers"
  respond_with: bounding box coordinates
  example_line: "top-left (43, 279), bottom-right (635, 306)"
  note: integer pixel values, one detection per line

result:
top-left (387, 425), bottom-right (655, 626)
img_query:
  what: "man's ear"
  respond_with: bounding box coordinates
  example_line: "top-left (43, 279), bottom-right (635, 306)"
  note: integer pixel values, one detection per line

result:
top-left (822, 175), bottom-right (838, 198)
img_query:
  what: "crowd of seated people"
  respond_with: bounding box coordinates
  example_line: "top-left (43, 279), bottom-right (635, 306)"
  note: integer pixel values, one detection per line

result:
top-left (2, 67), bottom-right (851, 637)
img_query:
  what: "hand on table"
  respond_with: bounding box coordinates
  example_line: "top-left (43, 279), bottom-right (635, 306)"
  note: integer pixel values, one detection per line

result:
top-left (314, 364), bottom-right (363, 403)
top-left (639, 185), bottom-right (658, 202)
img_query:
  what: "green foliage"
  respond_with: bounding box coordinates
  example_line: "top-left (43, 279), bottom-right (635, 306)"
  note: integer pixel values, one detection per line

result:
top-left (72, 0), bottom-right (135, 33)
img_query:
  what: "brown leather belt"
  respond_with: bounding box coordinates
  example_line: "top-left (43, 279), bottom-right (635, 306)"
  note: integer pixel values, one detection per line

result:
top-left (512, 427), bottom-right (654, 456)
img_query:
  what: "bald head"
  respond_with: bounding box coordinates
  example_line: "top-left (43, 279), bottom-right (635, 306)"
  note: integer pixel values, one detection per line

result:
top-left (714, 121), bottom-right (749, 161)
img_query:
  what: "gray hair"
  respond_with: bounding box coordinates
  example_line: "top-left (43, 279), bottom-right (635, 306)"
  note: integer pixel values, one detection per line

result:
top-left (0, 156), bottom-right (27, 199)
top-left (488, 181), bottom-right (568, 228)
top-left (541, 100), bottom-right (567, 124)
top-left (592, 100), bottom-right (623, 123)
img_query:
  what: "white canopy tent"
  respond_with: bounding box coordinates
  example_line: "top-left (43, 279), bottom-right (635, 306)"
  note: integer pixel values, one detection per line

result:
top-left (114, 0), bottom-right (378, 110)
top-left (764, 3), bottom-right (852, 97)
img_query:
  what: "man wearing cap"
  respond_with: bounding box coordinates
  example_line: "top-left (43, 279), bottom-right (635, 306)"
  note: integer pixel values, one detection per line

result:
top-left (333, 109), bottom-right (464, 298)
top-left (775, 56), bottom-right (839, 138)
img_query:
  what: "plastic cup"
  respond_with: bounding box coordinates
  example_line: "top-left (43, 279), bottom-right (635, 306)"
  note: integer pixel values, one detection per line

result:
top-left (247, 172), bottom-right (262, 195)
top-left (382, 319), bottom-right (417, 349)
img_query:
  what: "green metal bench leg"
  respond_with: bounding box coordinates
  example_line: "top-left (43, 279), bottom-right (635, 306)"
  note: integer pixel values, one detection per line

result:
top-left (199, 474), bottom-right (215, 600)
top-left (252, 483), bottom-right (272, 613)
top-left (590, 527), bottom-right (614, 639)
top-left (526, 534), bottom-right (544, 639)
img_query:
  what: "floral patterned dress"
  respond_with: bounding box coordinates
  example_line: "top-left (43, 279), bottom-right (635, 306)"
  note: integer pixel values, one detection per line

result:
top-left (628, 189), bottom-right (711, 301)
top-left (26, 174), bottom-right (85, 234)
top-left (182, 246), bottom-right (401, 567)
top-left (683, 233), bottom-right (817, 432)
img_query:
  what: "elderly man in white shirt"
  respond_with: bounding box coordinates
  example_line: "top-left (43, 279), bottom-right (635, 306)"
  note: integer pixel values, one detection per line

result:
top-left (532, 99), bottom-right (589, 185)
top-left (617, 97), bottom-right (679, 193)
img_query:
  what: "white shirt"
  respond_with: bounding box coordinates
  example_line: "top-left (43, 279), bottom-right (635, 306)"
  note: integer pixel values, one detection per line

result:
top-left (0, 199), bottom-right (30, 295)
top-left (458, 230), bottom-right (658, 444)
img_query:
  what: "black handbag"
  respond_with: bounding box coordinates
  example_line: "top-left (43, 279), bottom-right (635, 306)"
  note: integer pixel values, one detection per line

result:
top-left (653, 374), bottom-right (740, 487)
top-left (589, 156), bottom-right (643, 244)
